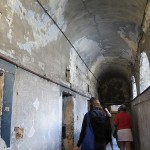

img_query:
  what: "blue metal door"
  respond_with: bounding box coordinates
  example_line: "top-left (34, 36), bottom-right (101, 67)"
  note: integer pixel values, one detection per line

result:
top-left (0, 59), bottom-right (15, 147)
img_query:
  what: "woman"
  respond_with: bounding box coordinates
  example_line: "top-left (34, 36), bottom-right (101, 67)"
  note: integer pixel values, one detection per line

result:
top-left (73, 97), bottom-right (111, 150)
top-left (114, 104), bottom-right (133, 150)
top-left (105, 106), bottom-right (113, 150)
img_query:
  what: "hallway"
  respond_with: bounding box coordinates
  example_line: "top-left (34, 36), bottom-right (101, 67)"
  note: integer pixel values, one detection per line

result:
top-left (0, 0), bottom-right (150, 150)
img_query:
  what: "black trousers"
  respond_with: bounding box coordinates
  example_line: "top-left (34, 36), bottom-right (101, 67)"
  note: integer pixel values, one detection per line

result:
top-left (95, 142), bottom-right (105, 150)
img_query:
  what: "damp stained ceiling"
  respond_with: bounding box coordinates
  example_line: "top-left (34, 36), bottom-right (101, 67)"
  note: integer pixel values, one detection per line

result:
top-left (41, 0), bottom-right (147, 81)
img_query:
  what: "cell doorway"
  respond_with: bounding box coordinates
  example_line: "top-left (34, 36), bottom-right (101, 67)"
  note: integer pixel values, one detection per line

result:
top-left (62, 92), bottom-right (74, 150)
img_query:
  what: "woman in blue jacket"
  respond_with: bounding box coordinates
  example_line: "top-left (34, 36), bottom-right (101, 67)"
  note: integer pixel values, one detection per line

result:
top-left (73, 97), bottom-right (111, 150)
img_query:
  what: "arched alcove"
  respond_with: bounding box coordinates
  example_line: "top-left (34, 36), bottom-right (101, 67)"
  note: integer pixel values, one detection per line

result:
top-left (140, 52), bottom-right (150, 93)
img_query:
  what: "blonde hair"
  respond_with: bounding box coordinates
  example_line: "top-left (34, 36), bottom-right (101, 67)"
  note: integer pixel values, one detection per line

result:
top-left (89, 97), bottom-right (103, 111)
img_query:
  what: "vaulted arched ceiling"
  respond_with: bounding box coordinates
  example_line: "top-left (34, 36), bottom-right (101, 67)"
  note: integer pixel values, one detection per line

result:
top-left (42, 0), bottom-right (147, 81)
top-left (64, 0), bottom-right (146, 80)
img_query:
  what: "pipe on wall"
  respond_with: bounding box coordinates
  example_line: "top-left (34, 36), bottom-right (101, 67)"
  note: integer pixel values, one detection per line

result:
top-left (0, 55), bottom-right (90, 99)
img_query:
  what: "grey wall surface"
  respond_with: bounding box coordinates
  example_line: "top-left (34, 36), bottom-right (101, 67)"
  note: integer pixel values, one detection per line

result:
top-left (131, 87), bottom-right (150, 150)
top-left (11, 68), bottom-right (62, 150)
top-left (11, 68), bottom-right (89, 150)
top-left (74, 95), bottom-right (88, 145)
top-left (0, 0), bottom-right (94, 149)
top-left (0, 0), bottom-right (94, 95)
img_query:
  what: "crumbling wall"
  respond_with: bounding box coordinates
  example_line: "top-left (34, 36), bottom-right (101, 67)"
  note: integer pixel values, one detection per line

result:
top-left (133, 2), bottom-right (150, 95)
top-left (131, 87), bottom-right (150, 150)
top-left (74, 95), bottom-right (88, 145)
top-left (11, 68), bottom-right (62, 150)
top-left (0, 0), bottom-right (93, 94)
top-left (0, 0), bottom-right (94, 149)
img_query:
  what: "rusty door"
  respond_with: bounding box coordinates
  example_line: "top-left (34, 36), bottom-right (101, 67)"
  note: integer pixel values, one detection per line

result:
top-left (0, 59), bottom-right (15, 147)
top-left (0, 71), bottom-right (4, 135)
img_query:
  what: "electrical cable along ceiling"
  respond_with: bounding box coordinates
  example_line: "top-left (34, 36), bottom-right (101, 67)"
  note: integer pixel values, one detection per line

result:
top-left (39, 0), bottom-right (147, 103)
top-left (62, 0), bottom-right (147, 103)
top-left (39, 0), bottom-right (147, 80)
top-left (63, 0), bottom-right (147, 78)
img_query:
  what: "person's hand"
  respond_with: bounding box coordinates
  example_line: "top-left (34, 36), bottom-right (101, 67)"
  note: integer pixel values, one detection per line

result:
top-left (105, 108), bottom-right (108, 112)
top-left (73, 146), bottom-right (79, 150)
top-left (105, 108), bottom-right (112, 117)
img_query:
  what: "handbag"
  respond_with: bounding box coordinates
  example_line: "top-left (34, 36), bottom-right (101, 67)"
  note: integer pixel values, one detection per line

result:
top-left (81, 113), bottom-right (95, 150)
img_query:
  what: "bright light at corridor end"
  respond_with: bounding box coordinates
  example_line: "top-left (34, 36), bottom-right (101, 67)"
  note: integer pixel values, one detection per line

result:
top-left (111, 105), bottom-right (121, 112)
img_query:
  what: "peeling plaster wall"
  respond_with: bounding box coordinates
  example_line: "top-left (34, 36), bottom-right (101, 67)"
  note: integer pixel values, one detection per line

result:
top-left (1, 0), bottom-right (150, 149)
top-left (74, 95), bottom-right (88, 145)
top-left (11, 68), bottom-right (62, 150)
top-left (62, 0), bottom-right (146, 94)
top-left (131, 87), bottom-right (150, 150)
top-left (134, 2), bottom-right (150, 94)
top-left (10, 67), bottom-right (89, 149)
top-left (70, 49), bottom-right (91, 95)
top-left (64, 0), bottom-right (145, 74)
top-left (0, 1), bottom-right (95, 149)
top-left (0, 0), bottom-right (70, 82)
top-left (0, 0), bottom-right (94, 94)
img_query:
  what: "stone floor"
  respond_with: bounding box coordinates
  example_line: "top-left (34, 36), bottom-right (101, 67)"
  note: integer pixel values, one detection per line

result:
top-left (106, 137), bottom-right (120, 150)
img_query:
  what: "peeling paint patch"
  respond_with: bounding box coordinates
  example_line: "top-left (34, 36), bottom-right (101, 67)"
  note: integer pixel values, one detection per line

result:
top-left (7, 29), bottom-right (12, 43)
top-left (17, 41), bottom-right (35, 55)
top-left (118, 30), bottom-right (138, 52)
top-left (22, 55), bottom-right (34, 63)
top-left (17, 10), bottom-right (60, 52)
top-left (5, 10), bottom-right (13, 27)
top-left (69, 48), bottom-right (88, 90)
top-left (33, 98), bottom-right (39, 111)
top-left (47, 0), bottom-right (68, 30)
top-left (70, 49), bottom-right (77, 83)
top-left (0, 49), bottom-right (16, 59)
top-left (143, 3), bottom-right (150, 33)
top-left (73, 37), bottom-right (103, 67)
top-left (28, 126), bottom-right (35, 138)
top-left (38, 62), bottom-right (45, 70)
top-left (73, 37), bottom-right (101, 53)
top-left (7, 0), bottom-right (27, 20)
top-left (7, 0), bottom-right (60, 52)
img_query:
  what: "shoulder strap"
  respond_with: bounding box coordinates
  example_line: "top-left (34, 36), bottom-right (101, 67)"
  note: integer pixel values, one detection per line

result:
top-left (86, 112), bottom-right (94, 133)
top-left (86, 112), bottom-right (90, 125)
top-left (87, 112), bottom-right (92, 128)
